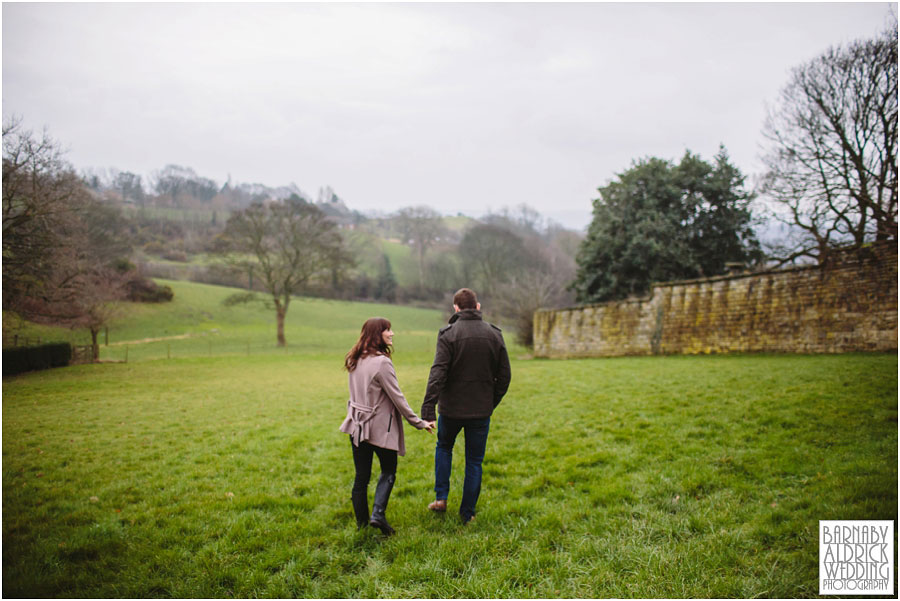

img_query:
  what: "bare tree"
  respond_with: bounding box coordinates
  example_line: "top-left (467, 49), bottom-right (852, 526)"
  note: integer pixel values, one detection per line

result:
top-left (152, 164), bottom-right (218, 207)
top-left (20, 259), bottom-right (128, 361)
top-left (394, 205), bottom-right (445, 290)
top-left (217, 197), bottom-right (351, 346)
top-left (760, 24), bottom-right (897, 263)
top-left (2, 117), bottom-right (85, 306)
top-left (495, 271), bottom-right (569, 347)
top-left (459, 223), bottom-right (538, 298)
top-left (113, 171), bottom-right (146, 205)
top-left (6, 185), bottom-right (132, 360)
top-left (483, 203), bottom-right (545, 237)
top-left (3, 118), bottom-right (131, 358)
top-left (494, 237), bottom-right (576, 346)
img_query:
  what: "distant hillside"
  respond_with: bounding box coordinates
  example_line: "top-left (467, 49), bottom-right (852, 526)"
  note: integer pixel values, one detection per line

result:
top-left (77, 164), bottom-right (581, 327)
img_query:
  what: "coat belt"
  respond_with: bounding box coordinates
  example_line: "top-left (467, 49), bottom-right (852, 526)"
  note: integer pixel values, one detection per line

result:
top-left (346, 400), bottom-right (377, 445)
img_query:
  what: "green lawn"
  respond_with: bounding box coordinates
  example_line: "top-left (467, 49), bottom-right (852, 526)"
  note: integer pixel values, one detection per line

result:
top-left (2, 282), bottom-right (897, 598)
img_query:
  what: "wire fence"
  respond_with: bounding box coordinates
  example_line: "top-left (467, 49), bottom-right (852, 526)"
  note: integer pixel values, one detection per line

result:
top-left (4, 331), bottom-right (306, 363)
top-left (97, 335), bottom-right (313, 363)
top-left (3, 335), bottom-right (46, 348)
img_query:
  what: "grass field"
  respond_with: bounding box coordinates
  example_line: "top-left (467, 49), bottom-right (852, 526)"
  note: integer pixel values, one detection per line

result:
top-left (2, 282), bottom-right (897, 598)
top-left (4, 280), bottom-right (451, 361)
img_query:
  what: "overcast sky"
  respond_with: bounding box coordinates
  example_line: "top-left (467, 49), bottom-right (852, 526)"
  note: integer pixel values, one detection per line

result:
top-left (2, 2), bottom-right (893, 230)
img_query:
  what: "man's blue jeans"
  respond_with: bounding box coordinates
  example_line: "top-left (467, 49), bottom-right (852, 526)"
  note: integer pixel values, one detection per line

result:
top-left (434, 415), bottom-right (491, 520)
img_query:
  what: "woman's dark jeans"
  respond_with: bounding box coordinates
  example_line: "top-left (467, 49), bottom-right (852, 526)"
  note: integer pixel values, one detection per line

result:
top-left (434, 415), bottom-right (491, 520)
top-left (351, 438), bottom-right (397, 494)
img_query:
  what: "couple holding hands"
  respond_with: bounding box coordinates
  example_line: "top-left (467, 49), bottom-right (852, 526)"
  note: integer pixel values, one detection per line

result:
top-left (340, 288), bottom-right (512, 535)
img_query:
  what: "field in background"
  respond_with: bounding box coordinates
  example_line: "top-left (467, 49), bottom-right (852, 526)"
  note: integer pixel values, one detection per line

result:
top-left (3, 279), bottom-right (455, 362)
top-left (352, 235), bottom-right (422, 289)
top-left (2, 282), bottom-right (897, 597)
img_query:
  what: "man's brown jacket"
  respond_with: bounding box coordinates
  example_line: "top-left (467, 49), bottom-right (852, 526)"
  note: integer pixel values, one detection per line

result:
top-left (420, 309), bottom-right (511, 421)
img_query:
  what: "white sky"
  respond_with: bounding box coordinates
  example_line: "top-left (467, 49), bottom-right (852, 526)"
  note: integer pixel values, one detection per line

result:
top-left (1, 2), bottom-right (893, 230)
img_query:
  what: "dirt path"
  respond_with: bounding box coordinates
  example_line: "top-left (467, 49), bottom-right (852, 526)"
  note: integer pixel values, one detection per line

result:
top-left (107, 332), bottom-right (211, 346)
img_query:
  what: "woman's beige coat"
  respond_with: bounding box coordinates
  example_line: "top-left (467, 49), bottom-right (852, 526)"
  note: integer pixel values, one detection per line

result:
top-left (339, 354), bottom-right (429, 456)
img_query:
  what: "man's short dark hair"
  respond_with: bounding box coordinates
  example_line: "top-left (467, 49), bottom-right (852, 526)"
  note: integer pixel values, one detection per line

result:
top-left (453, 288), bottom-right (478, 310)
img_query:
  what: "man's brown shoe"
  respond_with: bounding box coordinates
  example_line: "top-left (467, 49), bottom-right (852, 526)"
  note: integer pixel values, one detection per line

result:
top-left (428, 499), bottom-right (447, 512)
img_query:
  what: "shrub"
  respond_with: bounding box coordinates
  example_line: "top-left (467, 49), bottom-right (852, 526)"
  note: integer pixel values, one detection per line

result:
top-left (222, 291), bottom-right (258, 307)
top-left (113, 258), bottom-right (137, 274)
top-left (162, 249), bottom-right (189, 262)
top-left (142, 240), bottom-right (167, 257)
top-left (126, 277), bottom-right (175, 303)
top-left (3, 343), bottom-right (72, 377)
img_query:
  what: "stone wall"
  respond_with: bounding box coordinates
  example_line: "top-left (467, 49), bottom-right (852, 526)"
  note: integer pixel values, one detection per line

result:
top-left (534, 242), bottom-right (898, 358)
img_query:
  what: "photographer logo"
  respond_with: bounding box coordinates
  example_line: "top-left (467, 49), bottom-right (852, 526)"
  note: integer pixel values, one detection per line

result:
top-left (820, 520), bottom-right (894, 595)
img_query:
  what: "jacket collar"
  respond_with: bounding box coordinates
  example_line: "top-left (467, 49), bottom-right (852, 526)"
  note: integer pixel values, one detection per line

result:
top-left (449, 309), bottom-right (483, 323)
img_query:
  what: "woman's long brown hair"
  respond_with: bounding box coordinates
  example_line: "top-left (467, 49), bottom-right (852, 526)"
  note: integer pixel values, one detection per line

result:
top-left (344, 317), bottom-right (392, 372)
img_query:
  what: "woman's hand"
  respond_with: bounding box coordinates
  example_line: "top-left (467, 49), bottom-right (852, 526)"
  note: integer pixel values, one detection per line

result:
top-left (423, 421), bottom-right (436, 434)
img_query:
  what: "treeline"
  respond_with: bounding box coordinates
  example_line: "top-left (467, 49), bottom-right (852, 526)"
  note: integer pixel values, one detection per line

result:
top-left (82, 164), bottom-right (364, 216)
top-left (83, 168), bottom-right (581, 309)
top-left (79, 158), bottom-right (586, 346)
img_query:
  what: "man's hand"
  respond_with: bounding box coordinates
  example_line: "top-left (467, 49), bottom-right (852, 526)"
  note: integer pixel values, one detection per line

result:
top-left (423, 421), bottom-right (436, 434)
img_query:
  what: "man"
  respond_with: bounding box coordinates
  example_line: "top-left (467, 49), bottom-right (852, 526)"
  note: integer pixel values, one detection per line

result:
top-left (421, 287), bottom-right (511, 524)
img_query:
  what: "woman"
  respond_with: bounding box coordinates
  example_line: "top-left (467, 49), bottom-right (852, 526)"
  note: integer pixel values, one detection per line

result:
top-left (340, 317), bottom-right (434, 535)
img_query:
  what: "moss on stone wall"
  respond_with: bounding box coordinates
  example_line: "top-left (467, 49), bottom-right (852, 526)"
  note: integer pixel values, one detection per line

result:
top-left (534, 243), bottom-right (898, 358)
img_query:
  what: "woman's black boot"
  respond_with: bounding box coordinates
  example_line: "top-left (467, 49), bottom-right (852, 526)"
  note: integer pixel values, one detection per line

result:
top-left (369, 473), bottom-right (396, 535)
top-left (351, 490), bottom-right (369, 530)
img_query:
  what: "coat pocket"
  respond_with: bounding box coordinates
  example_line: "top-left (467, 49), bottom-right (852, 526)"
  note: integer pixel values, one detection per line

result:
top-left (387, 413), bottom-right (393, 433)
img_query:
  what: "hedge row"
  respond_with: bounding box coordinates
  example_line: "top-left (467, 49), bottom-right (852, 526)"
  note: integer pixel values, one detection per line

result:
top-left (3, 343), bottom-right (72, 377)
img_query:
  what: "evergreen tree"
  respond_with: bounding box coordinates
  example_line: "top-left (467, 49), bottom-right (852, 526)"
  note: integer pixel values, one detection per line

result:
top-left (374, 254), bottom-right (397, 302)
top-left (571, 148), bottom-right (763, 303)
